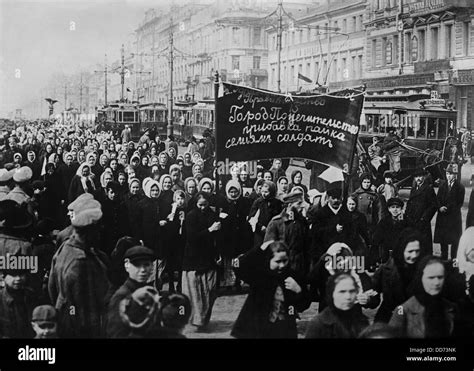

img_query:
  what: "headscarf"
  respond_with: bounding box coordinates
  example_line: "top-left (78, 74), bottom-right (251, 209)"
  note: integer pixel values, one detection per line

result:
top-left (158, 151), bottom-right (169, 166)
top-left (198, 177), bottom-right (215, 193)
top-left (48, 153), bottom-right (57, 164)
top-left (130, 154), bottom-right (141, 167)
top-left (27, 151), bottom-right (36, 162)
top-left (192, 152), bottom-right (202, 164)
top-left (128, 177), bottom-right (140, 188)
top-left (225, 179), bottom-right (242, 201)
top-left (169, 164), bottom-right (181, 175)
top-left (456, 227), bottom-right (474, 282)
top-left (183, 152), bottom-right (193, 166)
top-left (192, 163), bottom-right (202, 176)
top-left (77, 149), bottom-right (86, 164)
top-left (142, 177), bottom-right (160, 198)
top-left (261, 180), bottom-right (277, 198)
top-left (76, 163), bottom-right (95, 193)
top-left (159, 174), bottom-right (173, 191)
top-left (100, 169), bottom-right (114, 188)
top-left (13, 152), bottom-right (23, 163)
top-left (184, 177), bottom-right (198, 197)
top-left (290, 170), bottom-right (303, 185)
top-left (253, 178), bottom-right (265, 193)
top-left (100, 153), bottom-right (110, 166)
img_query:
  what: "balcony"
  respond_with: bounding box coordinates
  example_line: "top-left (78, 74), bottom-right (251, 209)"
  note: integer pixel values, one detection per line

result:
top-left (249, 69), bottom-right (268, 77)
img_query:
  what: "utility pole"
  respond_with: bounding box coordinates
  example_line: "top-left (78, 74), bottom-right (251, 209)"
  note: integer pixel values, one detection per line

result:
top-left (152, 22), bottom-right (156, 102)
top-left (276, 0), bottom-right (283, 93)
top-left (94, 54), bottom-right (108, 106)
top-left (397, 0), bottom-right (404, 75)
top-left (64, 84), bottom-right (68, 110)
top-left (167, 17), bottom-right (174, 137)
top-left (79, 74), bottom-right (83, 113)
top-left (121, 44), bottom-right (126, 102)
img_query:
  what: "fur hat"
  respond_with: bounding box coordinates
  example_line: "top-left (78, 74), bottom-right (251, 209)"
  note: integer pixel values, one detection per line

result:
top-left (70, 198), bottom-right (102, 228)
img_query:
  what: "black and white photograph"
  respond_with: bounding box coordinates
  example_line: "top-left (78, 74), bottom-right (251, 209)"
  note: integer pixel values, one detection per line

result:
top-left (0, 0), bottom-right (474, 367)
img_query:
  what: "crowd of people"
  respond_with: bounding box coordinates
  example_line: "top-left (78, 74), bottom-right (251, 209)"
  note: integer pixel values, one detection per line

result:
top-left (0, 120), bottom-right (473, 339)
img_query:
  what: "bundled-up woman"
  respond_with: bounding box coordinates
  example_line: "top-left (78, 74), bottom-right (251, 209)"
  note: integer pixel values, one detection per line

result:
top-left (276, 176), bottom-right (290, 202)
top-left (136, 155), bottom-right (151, 181)
top-left (342, 195), bottom-right (370, 259)
top-left (231, 240), bottom-right (311, 338)
top-left (248, 180), bottom-right (283, 248)
top-left (125, 178), bottom-right (143, 240)
top-left (182, 191), bottom-right (221, 331)
top-left (184, 177), bottom-right (198, 211)
top-left (372, 229), bottom-right (423, 323)
top-left (101, 181), bottom-right (130, 256)
top-left (165, 190), bottom-right (187, 293)
top-left (68, 163), bottom-right (96, 202)
top-left (288, 170), bottom-right (308, 195)
top-left (198, 177), bottom-right (224, 211)
top-left (41, 162), bottom-right (63, 227)
top-left (157, 151), bottom-right (170, 177)
top-left (137, 178), bottom-right (161, 258)
top-left (305, 272), bottom-right (370, 338)
top-left (182, 152), bottom-right (193, 180)
top-left (217, 180), bottom-right (252, 291)
top-left (389, 256), bottom-right (459, 338)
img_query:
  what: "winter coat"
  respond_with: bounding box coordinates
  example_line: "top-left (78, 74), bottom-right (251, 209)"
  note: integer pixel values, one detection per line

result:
top-left (106, 278), bottom-right (147, 338)
top-left (137, 197), bottom-right (161, 257)
top-left (124, 193), bottom-right (143, 239)
top-left (405, 181), bottom-right (438, 248)
top-left (101, 199), bottom-right (130, 256)
top-left (0, 232), bottom-right (32, 256)
top-left (434, 180), bottom-right (464, 245)
top-left (231, 247), bottom-right (311, 338)
top-left (6, 186), bottom-right (30, 206)
top-left (56, 163), bottom-right (78, 202)
top-left (248, 197), bottom-right (283, 248)
top-left (389, 296), bottom-right (457, 338)
top-left (48, 233), bottom-right (110, 338)
top-left (264, 210), bottom-right (310, 275)
top-left (351, 187), bottom-right (386, 230)
top-left (373, 217), bottom-right (412, 264)
top-left (305, 305), bottom-right (369, 338)
top-left (0, 286), bottom-right (38, 338)
top-left (182, 207), bottom-right (219, 272)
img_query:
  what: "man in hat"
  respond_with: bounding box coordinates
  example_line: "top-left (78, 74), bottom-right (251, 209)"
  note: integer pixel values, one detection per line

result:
top-left (0, 200), bottom-right (33, 258)
top-left (48, 196), bottom-right (110, 338)
top-left (264, 188), bottom-right (310, 275)
top-left (434, 163), bottom-right (465, 260)
top-left (31, 305), bottom-right (59, 339)
top-left (0, 265), bottom-right (39, 338)
top-left (0, 168), bottom-right (14, 201)
top-left (6, 166), bottom-right (33, 206)
top-left (405, 167), bottom-right (438, 250)
top-left (106, 245), bottom-right (155, 338)
top-left (309, 182), bottom-right (353, 264)
top-left (121, 125), bottom-right (131, 145)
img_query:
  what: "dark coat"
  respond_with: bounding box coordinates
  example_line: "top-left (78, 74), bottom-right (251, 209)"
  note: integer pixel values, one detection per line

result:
top-left (248, 197), bottom-right (283, 248)
top-left (231, 247), bottom-right (311, 338)
top-left (24, 160), bottom-right (42, 181)
top-left (466, 189), bottom-right (474, 229)
top-left (137, 197), bottom-right (161, 257)
top-left (305, 305), bottom-right (369, 338)
top-left (372, 258), bottom-right (415, 323)
top-left (101, 199), bottom-right (130, 256)
top-left (124, 193), bottom-right (143, 239)
top-left (0, 287), bottom-right (38, 338)
top-left (309, 205), bottom-right (353, 263)
top-left (182, 207), bottom-right (219, 272)
top-left (389, 296), bottom-right (457, 338)
top-left (351, 187), bottom-right (387, 230)
top-left (373, 217), bottom-right (412, 263)
top-left (434, 180), bottom-right (464, 245)
top-left (48, 233), bottom-right (110, 338)
top-left (405, 181), bottom-right (438, 248)
top-left (264, 210), bottom-right (310, 275)
top-left (57, 163), bottom-right (78, 202)
top-left (68, 175), bottom-right (95, 204)
top-left (165, 205), bottom-right (186, 272)
top-left (106, 278), bottom-right (147, 338)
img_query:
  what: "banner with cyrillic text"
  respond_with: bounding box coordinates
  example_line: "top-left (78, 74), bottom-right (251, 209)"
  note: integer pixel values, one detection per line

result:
top-left (215, 83), bottom-right (365, 173)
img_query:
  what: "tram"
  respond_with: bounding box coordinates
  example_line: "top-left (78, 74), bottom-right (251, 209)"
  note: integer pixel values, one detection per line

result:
top-left (173, 99), bottom-right (215, 140)
top-left (358, 94), bottom-right (461, 185)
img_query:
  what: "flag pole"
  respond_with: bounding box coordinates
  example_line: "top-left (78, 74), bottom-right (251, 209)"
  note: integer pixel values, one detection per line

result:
top-left (214, 70), bottom-right (220, 195)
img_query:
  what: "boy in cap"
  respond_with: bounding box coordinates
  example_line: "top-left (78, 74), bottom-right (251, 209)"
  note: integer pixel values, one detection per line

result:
top-left (264, 188), bottom-right (310, 275)
top-left (0, 266), bottom-right (39, 338)
top-left (106, 245), bottom-right (155, 338)
top-left (31, 305), bottom-right (59, 339)
top-left (434, 163), bottom-right (465, 260)
top-left (376, 170), bottom-right (399, 202)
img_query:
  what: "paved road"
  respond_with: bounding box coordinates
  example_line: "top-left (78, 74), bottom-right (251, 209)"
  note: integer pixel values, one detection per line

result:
top-left (176, 143), bottom-right (474, 338)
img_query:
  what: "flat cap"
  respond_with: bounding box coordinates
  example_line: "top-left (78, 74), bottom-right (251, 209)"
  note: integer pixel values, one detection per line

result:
top-left (124, 246), bottom-right (155, 264)
top-left (32, 305), bottom-right (58, 324)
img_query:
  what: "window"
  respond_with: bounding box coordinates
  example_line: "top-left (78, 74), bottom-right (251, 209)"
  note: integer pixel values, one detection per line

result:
top-left (359, 15), bottom-right (364, 31)
top-left (382, 37), bottom-right (387, 66)
top-left (334, 20), bottom-right (338, 30)
top-left (446, 24), bottom-right (453, 58)
top-left (306, 62), bottom-right (311, 76)
top-left (463, 22), bottom-right (470, 56)
top-left (386, 40), bottom-right (393, 65)
top-left (431, 27), bottom-right (439, 60)
top-left (418, 29), bottom-right (425, 61)
top-left (253, 27), bottom-right (261, 45)
top-left (291, 65), bottom-right (295, 84)
top-left (299, 29), bottom-right (303, 44)
top-left (405, 32), bottom-right (412, 63)
top-left (342, 58), bottom-right (347, 79)
top-left (358, 55), bottom-right (363, 77)
top-left (271, 68), bottom-right (275, 86)
top-left (253, 56), bottom-right (261, 69)
top-left (232, 56), bottom-right (240, 70)
top-left (372, 39), bottom-right (377, 67)
top-left (412, 35), bottom-right (418, 62)
top-left (323, 23), bottom-right (328, 38)
top-left (352, 55), bottom-right (357, 79)
top-left (343, 19), bottom-right (347, 33)
top-left (393, 35), bottom-right (399, 64)
top-left (352, 16), bottom-right (357, 32)
top-left (232, 27), bottom-right (240, 44)
top-left (315, 61), bottom-right (320, 81)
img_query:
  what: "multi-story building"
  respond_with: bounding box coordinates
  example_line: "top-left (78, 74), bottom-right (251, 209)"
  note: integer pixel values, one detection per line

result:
top-left (267, 0), bottom-right (367, 92)
top-left (364, 0), bottom-right (474, 129)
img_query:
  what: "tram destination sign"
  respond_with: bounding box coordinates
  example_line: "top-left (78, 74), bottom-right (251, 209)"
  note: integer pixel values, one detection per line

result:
top-left (215, 83), bottom-right (365, 173)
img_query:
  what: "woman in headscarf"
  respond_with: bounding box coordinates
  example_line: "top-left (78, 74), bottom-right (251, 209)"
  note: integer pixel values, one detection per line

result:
top-left (40, 162), bottom-right (63, 227)
top-left (248, 180), bottom-right (283, 248)
top-left (305, 272), bottom-right (369, 338)
top-left (192, 163), bottom-right (203, 182)
top-left (198, 177), bottom-right (225, 211)
top-left (342, 195), bottom-right (371, 259)
top-left (13, 152), bottom-right (23, 168)
top-left (118, 152), bottom-right (128, 169)
top-left (150, 155), bottom-right (159, 168)
top-left (276, 176), bottom-right (289, 202)
top-left (182, 191), bottom-right (220, 331)
top-left (98, 153), bottom-right (110, 177)
top-left (126, 141), bottom-right (136, 160)
top-left (184, 177), bottom-right (198, 212)
top-left (136, 155), bottom-right (151, 181)
top-left (162, 189), bottom-right (187, 293)
top-left (56, 146), bottom-right (64, 166)
top-left (24, 150), bottom-right (41, 181)
top-left (389, 256), bottom-right (459, 338)
top-left (68, 162), bottom-right (96, 202)
top-left (124, 178), bottom-right (143, 240)
top-left (101, 181), bottom-right (130, 256)
top-left (288, 170), bottom-right (308, 195)
top-left (77, 149), bottom-right (86, 165)
top-left (217, 180), bottom-right (252, 292)
top-left (157, 151), bottom-right (170, 177)
top-left (137, 177), bottom-right (161, 259)
top-left (168, 145), bottom-right (178, 166)
top-left (248, 178), bottom-right (265, 204)
top-left (232, 240), bottom-right (311, 338)
top-left (182, 152), bottom-right (193, 180)
top-left (372, 229), bottom-right (424, 323)
top-left (108, 158), bottom-right (123, 182)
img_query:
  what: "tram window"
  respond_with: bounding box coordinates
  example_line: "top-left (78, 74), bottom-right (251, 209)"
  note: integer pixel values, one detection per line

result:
top-left (123, 111), bottom-right (135, 122)
top-left (417, 117), bottom-right (427, 138)
top-left (406, 114), bottom-right (415, 137)
top-left (438, 118), bottom-right (447, 139)
top-left (427, 118), bottom-right (437, 139)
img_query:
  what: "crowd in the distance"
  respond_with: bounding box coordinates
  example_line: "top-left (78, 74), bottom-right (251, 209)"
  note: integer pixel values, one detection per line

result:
top-left (0, 120), bottom-right (473, 339)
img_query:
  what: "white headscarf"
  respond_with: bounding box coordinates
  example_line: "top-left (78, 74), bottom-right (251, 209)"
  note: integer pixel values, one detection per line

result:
top-left (456, 227), bottom-right (474, 285)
